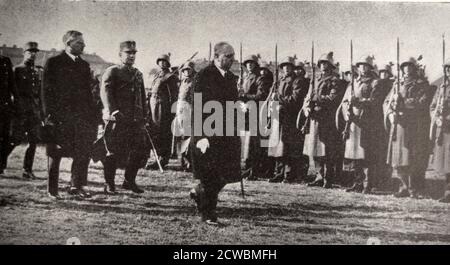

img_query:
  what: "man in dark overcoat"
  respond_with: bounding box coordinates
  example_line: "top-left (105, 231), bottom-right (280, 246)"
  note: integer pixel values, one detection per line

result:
top-left (41, 30), bottom-right (97, 199)
top-left (189, 42), bottom-right (241, 225)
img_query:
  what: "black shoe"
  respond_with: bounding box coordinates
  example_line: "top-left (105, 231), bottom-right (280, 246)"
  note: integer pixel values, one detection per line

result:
top-left (48, 192), bottom-right (61, 200)
top-left (307, 179), bottom-right (324, 187)
top-left (122, 181), bottom-right (144, 193)
top-left (145, 160), bottom-right (167, 171)
top-left (346, 183), bottom-right (364, 193)
top-left (201, 210), bottom-right (219, 226)
top-left (268, 175), bottom-right (284, 183)
top-left (409, 190), bottom-right (425, 199)
top-left (68, 187), bottom-right (91, 198)
top-left (393, 188), bottom-right (410, 198)
top-left (104, 184), bottom-right (116, 195)
top-left (22, 170), bottom-right (37, 180)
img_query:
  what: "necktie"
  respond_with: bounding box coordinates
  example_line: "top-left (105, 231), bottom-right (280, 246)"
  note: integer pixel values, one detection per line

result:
top-left (75, 56), bottom-right (82, 64)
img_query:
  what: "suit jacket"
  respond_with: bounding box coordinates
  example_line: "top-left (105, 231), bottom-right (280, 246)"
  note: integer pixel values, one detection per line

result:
top-left (190, 63), bottom-right (241, 184)
top-left (41, 51), bottom-right (97, 157)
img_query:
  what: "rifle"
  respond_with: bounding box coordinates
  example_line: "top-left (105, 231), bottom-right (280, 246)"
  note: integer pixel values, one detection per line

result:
top-left (430, 34), bottom-right (448, 144)
top-left (208, 42), bottom-right (212, 63)
top-left (388, 38), bottom-right (403, 142)
top-left (239, 42), bottom-right (244, 92)
top-left (260, 44), bottom-right (278, 131)
top-left (299, 41), bottom-right (315, 134)
top-left (342, 40), bottom-right (355, 141)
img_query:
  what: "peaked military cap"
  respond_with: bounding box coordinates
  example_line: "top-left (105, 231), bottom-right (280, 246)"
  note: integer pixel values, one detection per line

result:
top-left (243, 54), bottom-right (259, 66)
top-left (156, 54), bottom-right (171, 67)
top-left (120, 40), bottom-right (137, 52)
top-left (24, 42), bottom-right (39, 52)
top-left (279, 56), bottom-right (295, 68)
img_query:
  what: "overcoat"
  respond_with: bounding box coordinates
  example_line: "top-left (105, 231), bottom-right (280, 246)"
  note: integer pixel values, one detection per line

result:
top-left (190, 63), bottom-right (241, 184)
top-left (430, 83), bottom-right (450, 174)
top-left (41, 52), bottom-right (97, 158)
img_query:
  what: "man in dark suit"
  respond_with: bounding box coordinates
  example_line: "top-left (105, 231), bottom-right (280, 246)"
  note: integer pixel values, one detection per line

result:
top-left (189, 42), bottom-right (241, 225)
top-left (41, 30), bottom-right (97, 199)
top-left (0, 54), bottom-right (18, 176)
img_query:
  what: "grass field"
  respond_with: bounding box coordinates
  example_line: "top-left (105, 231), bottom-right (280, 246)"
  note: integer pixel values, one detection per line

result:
top-left (0, 145), bottom-right (449, 245)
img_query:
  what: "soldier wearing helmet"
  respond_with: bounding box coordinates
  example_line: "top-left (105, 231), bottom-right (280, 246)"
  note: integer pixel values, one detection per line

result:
top-left (336, 55), bottom-right (385, 194)
top-left (383, 56), bottom-right (433, 199)
top-left (267, 56), bottom-right (309, 183)
top-left (301, 52), bottom-right (346, 189)
top-left (145, 53), bottom-right (179, 170)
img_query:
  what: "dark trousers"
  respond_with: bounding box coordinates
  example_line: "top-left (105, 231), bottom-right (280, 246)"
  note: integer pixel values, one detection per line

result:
top-left (194, 177), bottom-right (226, 217)
top-left (47, 151), bottom-right (90, 195)
top-left (0, 117), bottom-right (14, 171)
top-left (103, 153), bottom-right (142, 186)
top-left (273, 155), bottom-right (309, 181)
top-left (313, 156), bottom-right (336, 183)
top-left (242, 136), bottom-right (264, 179)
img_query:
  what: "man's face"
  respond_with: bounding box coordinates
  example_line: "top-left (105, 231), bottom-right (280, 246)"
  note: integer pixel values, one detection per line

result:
top-left (158, 60), bottom-right (170, 69)
top-left (320, 62), bottom-right (330, 73)
top-left (260, 69), bottom-right (269, 76)
top-left (403, 64), bottom-right (414, 75)
top-left (282, 64), bottom-right (293, 75)
top-left (181, 68), bottom-right (192, 78)
top-left (246, 61), bottom-right (256, 72)
top-left (23, 50), bottom-right (37, 63)
top-left (215, 45), bottom-right (235, 71)
top-left (358, 64), bottom-right (370, 75)
top-left (119, 50), bottom-right (136, 66)
top-left (294, 68), bottom-right (305, 77)
top-left (67, 35), bottom-right (85, 56)
top-left (380, 72), bottom-right (388, 80)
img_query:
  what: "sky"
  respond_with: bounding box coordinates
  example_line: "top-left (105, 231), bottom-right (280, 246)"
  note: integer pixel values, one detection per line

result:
top-left (1, 0), bottom-right (450, 81)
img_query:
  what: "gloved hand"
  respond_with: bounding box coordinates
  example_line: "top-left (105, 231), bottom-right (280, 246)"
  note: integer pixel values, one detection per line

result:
top-left (196, 138), bottom-right (210, 154)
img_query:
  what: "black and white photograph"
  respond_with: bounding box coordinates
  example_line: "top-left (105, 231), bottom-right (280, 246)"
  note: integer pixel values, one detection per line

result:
top-left (0, 0), bottom-right (449, 248)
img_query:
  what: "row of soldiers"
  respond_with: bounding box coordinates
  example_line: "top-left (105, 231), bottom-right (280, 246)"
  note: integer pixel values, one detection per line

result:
top-left (238, 50), bottom-right (449, 203)
top-left (0, 32), bottom-right (449, 224)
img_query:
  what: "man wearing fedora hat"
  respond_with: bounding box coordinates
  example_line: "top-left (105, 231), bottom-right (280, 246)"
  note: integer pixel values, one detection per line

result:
top-left (302, 52), bottom-right (345, 188)
top-left (336, 55), bottom-right (385, 193)
top-left (383, 56), bottom-right (432, 198)
top-left (0, 52), bottom-right (18, 177)
top-left (99, 40), bottom-right (147, 194)
top-left (267, 56), bottom-right (309, 183)
top-left (8, 42), bottom-right (43, 180)
top-left (238, 54), bottom-right (271, 180)
top-left (41, 30), bottom-right (98, 199)
top-left (145, 54), bottom-right (179, 170)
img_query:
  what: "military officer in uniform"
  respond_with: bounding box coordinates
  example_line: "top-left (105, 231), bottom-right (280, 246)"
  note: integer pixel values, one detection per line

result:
top-left (41, 30), bottom-right (98, 199)
top-left (301, 52), bottom-right (345, 188)
top-left (238, 55), bottom-right (271, 180)
top-left (267, 56), bottom-right (309, 183)
top-left (430, 58), bottom-right (450, 203)
top-left (383, 57), bottom-right (432, 198)
top-left (336, 55), bottom-right (385, 193)
top-left (189, 42), bottom-right (241, 225)
top-left (0, 54), bottom-right (18, 176)
top-left (9, 42), bottom-right (42, 179)
top-left (99, 41), bottom-right (148, 194)
top-left (145, 54), bottom-right (179, 170)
